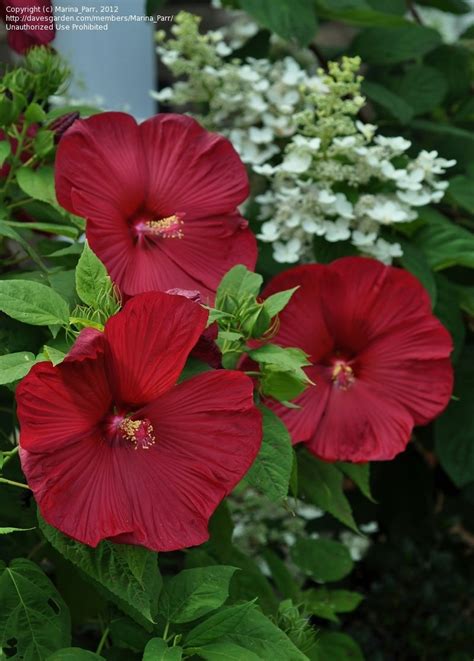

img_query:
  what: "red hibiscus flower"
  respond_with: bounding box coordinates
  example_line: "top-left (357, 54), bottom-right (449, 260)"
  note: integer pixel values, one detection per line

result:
top-left (259, 257), bottom-right (453, 462)
top-left (16, 292), bottom-right (261, 551)
top-left (1, 1), bottom-right (55, 54)
top-left (55, 112), bottom-right (257, 302)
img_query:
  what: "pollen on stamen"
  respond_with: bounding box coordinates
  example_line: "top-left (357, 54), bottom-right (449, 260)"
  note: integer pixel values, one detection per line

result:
top-left (119, 418), bottom-right (156, 450)
top-left (331, 360), bottom-right (355, 390)
top-left (145, 214), bottom-right (184, 239)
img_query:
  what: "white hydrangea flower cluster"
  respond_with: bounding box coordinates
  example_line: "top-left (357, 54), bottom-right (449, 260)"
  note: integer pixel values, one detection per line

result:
top-left (154, 12), bottom-right (455, 265)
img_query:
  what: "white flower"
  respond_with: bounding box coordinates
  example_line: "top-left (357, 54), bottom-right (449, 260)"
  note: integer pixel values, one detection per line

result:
top-left (215, 41), bottom-right (232, 57)
top-left (333, 135), bottom-right (357, 149)
top-left (281, 57), bottom-right (305, 86)
top-left (302, 217), bottom-right (325, 235)
top-left (363, 238), bottom-right (403, 264)
top-left (352, 230), bottom-right (377, 247)
top-left (375, 135), bottom-right (411, 152)
top-left (332, 193), bottom-right (354, 219)
top-left (281, 151), bottom-right (312, 173)
top-left (355, 120), bottom-right (377, 140)
top-left (397, 189), bottom-right (433, 206)
top-left (249, 126), bottom-right (273, 144)
top-left (257, 221), bottom-right (280, 242)
top-left (366, 199), bottom-right (411, 224)
top-left (253, 163), bottom-right (277, 176)
top-left (273, 239), bottom-right (302, 263)
top-left (324, 218), bottom-right (351, 242)
top-left (318, 189), bottom-right (337, 205)
top-left (238, 65), bottom-right (261, 82)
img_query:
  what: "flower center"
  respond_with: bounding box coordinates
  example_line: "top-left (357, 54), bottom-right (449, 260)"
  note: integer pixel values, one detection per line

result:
top-left (118, 417), bottom-right (155, 450)
top-left (133, 213), bottom-right (184, 241)
top-left (331, 359), bottom-right (355, 390)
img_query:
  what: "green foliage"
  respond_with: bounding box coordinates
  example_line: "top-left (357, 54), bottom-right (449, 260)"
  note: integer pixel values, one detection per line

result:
top-left (0, 558), bottom-right (71, 660)
top-left (238, 0), bottom-right (318, 46)
top-left (157, 566), bottom-right (237, 624)
top-left (351, 24), bottom-right (441, 64)
top-left (0, 280), bottom-right (70, 326)
top-left (143, 638), bottom-right (183, 660)
top-left (303, 588), bottom-right (364, 623)
top-left (39, 517), bottom-right (161, 628)
top-left (0, 351), bottom-right (38, 385)
top-left (291, 538), bottom-right (354, 582)
top-left (246, 405), bottom-right (293, 501)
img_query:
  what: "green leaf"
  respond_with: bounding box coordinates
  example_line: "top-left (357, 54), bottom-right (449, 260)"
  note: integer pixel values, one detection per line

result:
top-left (298, 451), bottom-right (358, 532)
top-left (239, 0), bottom-right (318, 46)
top-left (4, 220), bottom-right (78, 239)
top-left (416, 0), bottom-right (470, 14)
top-left (248, 345), bottom-right (310, 371)
top-left (0, 558), bottom-right (71, 660)
top-left (414, 208), bottom-right (474, 270)
top-left (142, 639), bottom-right (182, 661)
top-left (398, 240), bottom-right (437, 307)
top-left (0, 280), bottom-right (70, 326)
top-left (426, 45), bottom-right (472, 102)
top-left (260, 367), bottom-right (309, 402)
top-left (43, 346), bottom-right (67, 366)
top-left (246, 406), bottom-right (293, 501)
top-left (291, 538), bottom-right (354, 582)
top-left (194, 642), bottom-right (260, 660)
top-left (313, 236), bottom-right (358, 263)
top-left (16, 166), bottom-right (58, 207)
top-left (448, 175), bottom-right (474, 214)
top-left (435, 346), bottom-right (474, 488)
top-left (0, 141), bottom-right (11, 168)
top-left (215, 265), bottom-right (262, 313)
top-left (433, 274), bottom-right (465, 364)
top-left (362, 81), bottom-right (413, 124)
top-left (24, 102), bottom-right (47, 124)
top-left (263, 287), bottom-right (298, 318)
top-left (396, 65), bottom-right (447, 116)
top-left (158, 566), bottom-right (237, 624)
top-left (315, 0), bottom-right (409, 26)
top-left (75, 242), bottom-right (111, 309)
top-left (0, 351), bottom-right (38, 385)
top-left (337, 462), bottom-right (374, 502)
top-left (185, 602), bottom-right (306, 660)
top-left (313, 632), bottom-right (364, 661)
top-left (303, 588), bottom-right (364, 621)
top-left (0, 527), bottom-right (35, 534)
top-left (0, 220), bottom-right (47, 270)
top-left (47, 649), bottom-right (104, 660)
top-left (39, 517), bottom-right (161, 627)
top-left (351, 24), bottom-right (441, 64)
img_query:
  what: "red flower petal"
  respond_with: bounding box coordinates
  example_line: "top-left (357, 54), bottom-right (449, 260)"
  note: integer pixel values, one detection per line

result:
top-left (55, 112), bottom-right (146, 219)
top-left (65, 327), bottom-right (105, 362)
top-left (104, 291), bottom-right (208, 407)
top-left (139, 114), bottom-right (249, 216)
top-left (17, 357), bottom-right (111, 453)
top-left (20, 370), bottom-right (262, 551)
top-left (3, 1), bottom-right (55, 54)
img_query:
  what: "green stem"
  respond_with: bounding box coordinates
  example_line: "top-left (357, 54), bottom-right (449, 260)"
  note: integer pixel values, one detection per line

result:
top-left (7, 197), bottom-right (34, 210)
top-left (0, 477), bottom-right (30, 490)
top-left (2, 446), bottom-right (19, 466)
top-left (96, 627), bottom-right (109, 655)
top-left (163, 620), bottom-right (170, 641)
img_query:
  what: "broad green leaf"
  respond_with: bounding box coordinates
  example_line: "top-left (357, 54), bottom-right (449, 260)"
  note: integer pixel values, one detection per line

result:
top-left (435, 346), bottom-right (474, 488)
top-left (142, 638), bottom-right (182, 661)
top-left (303, 588), bottom-right (364, 622)
top-left (262, 287), bottom-right (298, 318)
top-left (434, 274), bottom-right (465, 364)
top-left (0, 351), bottom-right (38, 385)
top-left (351, 24), bottom-right (441, 64)
top-left (0, 221), bottom-right (47, 271)
top-left (291, 538), bottom-right (354, 582)
top-left (315, 0), bottom-right (409, 26)
top-left (313, 236), bottom-right (358, 263)
top-left (75, 243), bottom-right (111, 308)
top-left (426, 45), bottom-right (471, 102)
top-left (0, 527), bottom-right (35, 534)
top-left (337, 462), bottom-right (374, 502)
top-left (313, 632), bottom-right (364, 661)
top-left (298, 451), bottom-right (358, 532)
top-left (246, 406), bottom-right (293, 501)
top-left (260, 367), bottom-right (309, 402)
top-left (158, 566), bottom-right (237, 624)
top-left (248, 344), bottom-right (310, 371)
top-left (448, 175), bottom-right (474, 213)
top-left (0, 141), bottom-right (11, 168)
top-left (47, 649), bottom-right (104, 660)
top-left (4, 220), bottom-right (78, 239)
top-left (396, 65), bottom-right (447, 115)
top-left (39, 517), bottom-right (161, 627)
top-left (239, 0), bottom-right (318, 46)
top-left (215, 265), bottom-right (262, 313)
top-left (0, 280), bottom-right (69, 326)
top-left (16, 166), bottom-right (58, 207)
top-left (185, 602), bottom-right (306, 660)
top-left (362, 81), bottom-right (413, 124)
top-left (0, 558), bottom-right (71, 660)
top-left (414, 208), bottom-right (474, 270)
top-left (24, 102), bottom-right (47, 124)
top-left (43, 346), bottom-right (67, 366)
top-left (417, 0), bottom-right (470, 13)
top-left (262, 549), bottom-right (301, 601)
top-left (398, 240), bottom-right (437, 307)
top-left (195, 642), bottom-right (260, 660)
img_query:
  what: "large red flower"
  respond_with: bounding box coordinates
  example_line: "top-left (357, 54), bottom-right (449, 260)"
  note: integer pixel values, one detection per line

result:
top-left (16, 292), bottom-right (261, 551)
top-left (1, 1), bottom-right (55, 54)
top-left (259, 258), bottom-right (453, 462)
top-left (55, 112), bottom-right (257, 302)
